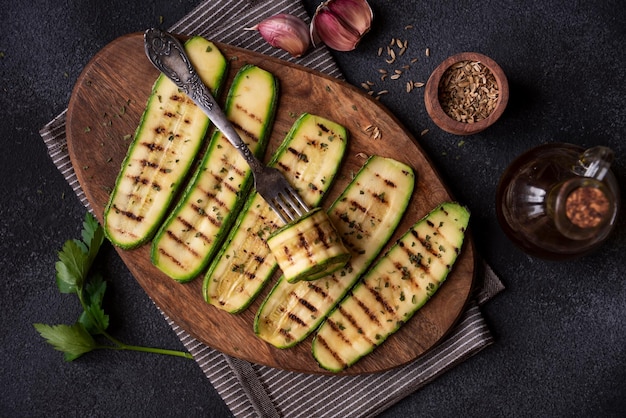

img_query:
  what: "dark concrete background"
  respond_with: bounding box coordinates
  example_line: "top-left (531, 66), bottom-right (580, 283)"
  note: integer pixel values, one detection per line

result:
top-left (2, 0), bottom-right (625, 416)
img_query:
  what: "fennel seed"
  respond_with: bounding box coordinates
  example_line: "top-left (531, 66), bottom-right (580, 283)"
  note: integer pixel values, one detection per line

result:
top-left (438, 60), bottom-right (499, 123)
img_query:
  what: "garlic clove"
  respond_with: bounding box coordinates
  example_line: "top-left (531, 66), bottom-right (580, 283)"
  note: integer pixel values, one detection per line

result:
top-left (247, 14), bottom-right (310, 58)
top-left (311, 9), bottom-right (360, 51)
top-left (311, 0), bottom-right (373, 51)
top-left (326, 0), bottom-right (373, 36)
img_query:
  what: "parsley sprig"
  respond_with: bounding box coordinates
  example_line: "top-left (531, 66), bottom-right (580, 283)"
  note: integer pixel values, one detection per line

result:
top-left (33, 212), bottom-right (193, 361)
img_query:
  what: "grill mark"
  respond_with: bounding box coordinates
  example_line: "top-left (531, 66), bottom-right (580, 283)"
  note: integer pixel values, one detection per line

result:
top-left (282, 244), bottom-right (293, 262)
top-left (189, 203), bottom-right (219, 227)
top-left (306, 282), bottom-right (329, 300)
top-left (140, 160), bottom-right (159, 169)
top-left (164, 230), bottom-right (201, 258)
top-left (327, 318), bottom-right (352, 345)
top-left (365, 279), bottom-right (396, 314)
top-left (278, 328), bottom-right (294, 341)
top-left (141, 141), bottom-right (164, 152)
top-left (317, 123), bottom-right (330, 133)
top-left (411, 229), bottom-right (438, 257)
top-left (371, 190), bottom-right (387, 204)
top-left (277, 162), bottom-right (291, 174)
top-left (219, 154), bottom-right (247, 178)
top-left (178, 216), bottom-right (213, 244)
top-left (349, 199), bottom-right (367, 213)
top-left (200, 189), bottom-right (228, 210)
top-left (139, 159), bottom-right (173, 174)
top-left (353, 295), bottom-right (382, 327)
top-left (111, 204), bottom-right (143, 222)
top-left (222, 180), bottom-right (238, 194)
top-left (287, 147), bottom-right (309, 162)
top-left (298, 232), bottom-right (313, 257)
top-left (337, 306), bottom-right (375, 346)
top-left (314, 223), bottom-right (330, 249)
top-left (384, 179), bottom-right (397, 188)
top-left (297, 294), bottom-right (318, 313)
top-left (157, 247), bottom-right (186, 269)
top-left (234, 103), bottom-right (263, 124)
top-left (314, 334), bottom-right (347, 369)
top-left (125, 173), bottom-right (162, 191)
top-left (337, 211), bottom-right (366, 234)
top-left (287, 312), bottom-right (307, 327)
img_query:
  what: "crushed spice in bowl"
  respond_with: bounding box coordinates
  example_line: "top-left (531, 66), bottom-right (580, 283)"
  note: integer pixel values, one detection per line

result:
top-left (425, 52), bottom-right (509, 135)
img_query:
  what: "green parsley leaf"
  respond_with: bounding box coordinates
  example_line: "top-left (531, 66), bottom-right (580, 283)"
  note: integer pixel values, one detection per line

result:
top-left (33, 323), bottom-right (96, 361)
top-left (78, 273), bottom-right (109, 334)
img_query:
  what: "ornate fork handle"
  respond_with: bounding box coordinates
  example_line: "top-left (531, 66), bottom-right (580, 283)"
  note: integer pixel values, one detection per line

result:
top-left (143, 28), bottom-right (264, 172)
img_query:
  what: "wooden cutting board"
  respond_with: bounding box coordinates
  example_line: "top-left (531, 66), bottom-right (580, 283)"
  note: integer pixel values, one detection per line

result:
top-left (66, 33), bottom-right (475, 375)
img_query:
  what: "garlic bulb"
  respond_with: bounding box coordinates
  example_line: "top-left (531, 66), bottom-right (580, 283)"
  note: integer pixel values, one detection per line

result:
top-left (246, 14), bottom-right (310, 58)
top-left (311, 0), bottom-right (373, 51)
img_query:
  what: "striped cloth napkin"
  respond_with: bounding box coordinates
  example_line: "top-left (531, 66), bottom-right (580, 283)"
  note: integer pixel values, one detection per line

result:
top-left (40, 1), bottom-right (505, 417)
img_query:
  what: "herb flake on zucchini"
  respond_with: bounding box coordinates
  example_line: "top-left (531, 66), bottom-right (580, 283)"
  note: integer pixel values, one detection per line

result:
top-left (255, 156), bottom-right (415, 348)
top-left (203, 113), bottom-right (348, 313)
top-left (151, 64), bottom-right (278, 282)
top-left (312, 202), bottom-right (470, 372)
top-left (104, 36), bottom-right (228, 249)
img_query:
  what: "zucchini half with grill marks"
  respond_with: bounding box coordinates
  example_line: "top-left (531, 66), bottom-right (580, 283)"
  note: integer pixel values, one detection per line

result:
top-left (151, 65), bottom-right (278, 282)
top-left (203, 113), bottom-right (348, 313)
top-left (266, 207), bottom-right (351, 284)
top-left (104, 36), bottom-right (228, 249)
top-left (255, 156), bottom-right (415, 348)
top-left (312, 202), bottom-right (470, 372)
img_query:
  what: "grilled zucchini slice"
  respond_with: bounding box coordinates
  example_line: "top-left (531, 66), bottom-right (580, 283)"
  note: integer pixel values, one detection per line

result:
top-left (104, 36), bottom-right (228, 249)
top-left (151, 65), bottom-right (278, 282)
top-left (267, 207), bottom-right (350, 283)
top-left (255, 156), bottom-right (415, 348)
top-left (312, 202), bottom-right (470, 372)
top-left (203, 113), bottom-right (348, 313)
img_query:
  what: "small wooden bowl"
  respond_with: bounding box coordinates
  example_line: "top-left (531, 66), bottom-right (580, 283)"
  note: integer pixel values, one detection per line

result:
top-left (424, 52), bottom-right (509, 135)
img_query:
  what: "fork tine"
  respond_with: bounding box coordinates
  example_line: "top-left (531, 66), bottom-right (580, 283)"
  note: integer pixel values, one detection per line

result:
top-left (267, 199), bottom-right (289, 224)
top-left (273, 190), bottom-right (308, 223)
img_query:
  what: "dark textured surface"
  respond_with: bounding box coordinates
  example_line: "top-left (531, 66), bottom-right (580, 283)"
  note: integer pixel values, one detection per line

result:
top-left (2, 0), bottom-right (625, 417)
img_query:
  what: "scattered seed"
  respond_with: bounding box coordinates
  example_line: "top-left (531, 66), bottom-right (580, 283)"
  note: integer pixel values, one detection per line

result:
top-left (425, 48), bottom-right (430, 57)
top-left (361, 82), bottom-right (371, 90)
top-left (377, 90), bottom-right (389, 96)
top-left (420, 129), bottom-right (429, 136)
top-left (406, 82), bottom-right (413, 92)
top-left (356, 152), bottom-right (369, 159)
top-left (405, 25), bottom-right (413, 30)
top-left (390, 74), bottom-right (401, 80)
top-left (377, 47), bottom-right (383, 56)
top-left (378, 69), bottom-right (388, 74)
top-left (413, 82), bottom-right (425, 88)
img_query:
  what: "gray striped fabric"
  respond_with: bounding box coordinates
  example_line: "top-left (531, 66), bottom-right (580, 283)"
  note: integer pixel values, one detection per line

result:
top-left (40, 1), bottom-right (505, 417)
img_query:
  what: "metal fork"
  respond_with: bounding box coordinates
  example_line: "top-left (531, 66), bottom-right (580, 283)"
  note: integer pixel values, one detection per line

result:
top-left (143, 28), bottom-right (310, 224)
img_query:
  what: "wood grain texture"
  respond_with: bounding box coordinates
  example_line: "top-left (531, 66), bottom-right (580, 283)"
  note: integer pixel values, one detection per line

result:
top-left (66, 33), bottom-right (476, 375)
